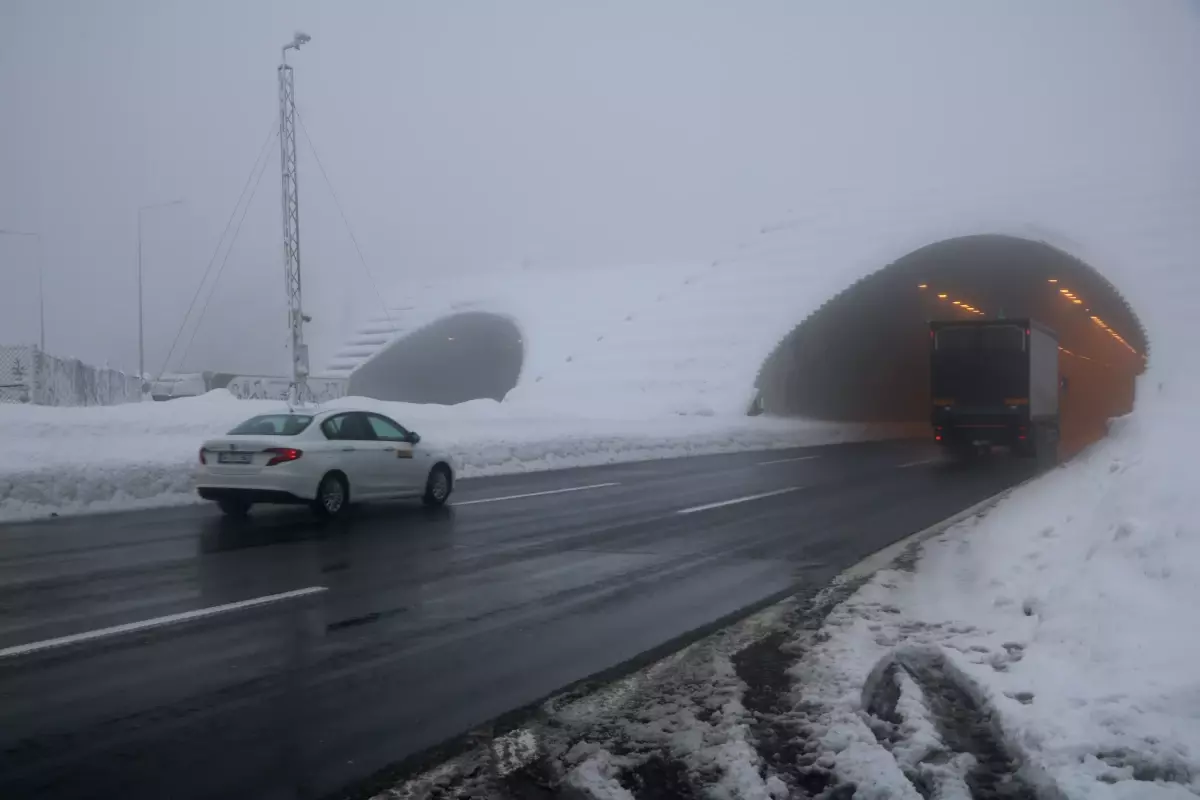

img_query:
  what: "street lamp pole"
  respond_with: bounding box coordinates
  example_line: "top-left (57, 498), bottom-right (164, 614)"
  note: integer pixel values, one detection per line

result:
top-left (280, 31), bottom-right (312, 406)
top-left (0, 228), bottom-right (44, 352)
top-left (137, 200), bottom-right (183, 389)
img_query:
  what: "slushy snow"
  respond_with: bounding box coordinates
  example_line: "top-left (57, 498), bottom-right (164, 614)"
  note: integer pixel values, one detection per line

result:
top-left (0, 389), bottom-right (900, 522)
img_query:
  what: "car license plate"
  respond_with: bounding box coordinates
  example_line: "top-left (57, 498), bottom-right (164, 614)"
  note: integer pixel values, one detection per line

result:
top-left (218, 452), bottom-right (253, 465)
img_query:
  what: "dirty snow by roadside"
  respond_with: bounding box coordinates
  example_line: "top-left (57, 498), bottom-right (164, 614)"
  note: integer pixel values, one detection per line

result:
top-left (0, 390), bottom-right (911, 522)
top-left (790, 387), bottom-right (1200, 799)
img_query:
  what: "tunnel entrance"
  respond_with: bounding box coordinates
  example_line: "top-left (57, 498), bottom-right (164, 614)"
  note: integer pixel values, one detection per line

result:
top-left (348, 312), bottom-right (523, 405)
top-left (755, 235), bottom-right (1147, 457)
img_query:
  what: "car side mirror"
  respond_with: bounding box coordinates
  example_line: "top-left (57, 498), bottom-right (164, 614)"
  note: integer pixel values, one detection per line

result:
top-left (405, 431), bottom-right (421, 444)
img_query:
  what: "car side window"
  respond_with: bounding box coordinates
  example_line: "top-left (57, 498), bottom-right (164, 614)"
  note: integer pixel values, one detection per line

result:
top-left (321, 414), bottom-right (348, 440)
top-left (343, 413), bottom-right (378, 441)
top-left (367, 414), bottom-right (409, 442)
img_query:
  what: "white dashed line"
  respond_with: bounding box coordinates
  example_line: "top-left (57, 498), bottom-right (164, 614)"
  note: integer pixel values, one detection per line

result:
top-left (756, 455), bottom-right (820, 466)
top-left (676, 486), bottom-right (804, 515)
top-left (454, 482), bottom-right (621, 506)
top-left (897, 458), bottom-right (941, 469)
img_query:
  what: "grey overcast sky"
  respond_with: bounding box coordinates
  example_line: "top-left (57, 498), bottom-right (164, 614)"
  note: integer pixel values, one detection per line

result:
top-left (2, 1), bottom-right (1199, 376)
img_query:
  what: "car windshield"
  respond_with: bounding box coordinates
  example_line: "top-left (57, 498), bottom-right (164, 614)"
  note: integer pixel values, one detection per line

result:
top-left (226, 414), bottom-right (313, 436)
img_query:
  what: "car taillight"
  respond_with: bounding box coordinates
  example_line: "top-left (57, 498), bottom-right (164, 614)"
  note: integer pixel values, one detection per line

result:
top-left (199, 448), bottom-right (207, 465)
top-left (264, 447), bottom-right (302, 467)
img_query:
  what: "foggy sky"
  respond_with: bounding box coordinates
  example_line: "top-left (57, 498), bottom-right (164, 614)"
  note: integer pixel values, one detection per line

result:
top-left (2, 1), bottom-right (1198, 377)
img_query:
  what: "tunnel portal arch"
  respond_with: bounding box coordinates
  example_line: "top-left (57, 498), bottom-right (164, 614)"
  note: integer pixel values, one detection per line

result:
top-left (348, 311), bottom-right (523, 405)
top-left (755, 234), bottom-right (1148, 455)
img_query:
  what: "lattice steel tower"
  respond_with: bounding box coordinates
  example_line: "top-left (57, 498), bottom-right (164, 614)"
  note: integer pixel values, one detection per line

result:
top-left (279, 32), bottom-right (312, 405)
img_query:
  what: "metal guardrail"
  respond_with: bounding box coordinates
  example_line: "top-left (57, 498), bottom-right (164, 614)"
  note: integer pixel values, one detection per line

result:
top-left (0, 586), bottom-right (327, 800)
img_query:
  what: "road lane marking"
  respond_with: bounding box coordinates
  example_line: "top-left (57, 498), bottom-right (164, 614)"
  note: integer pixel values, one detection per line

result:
top-left (897, 458), bottom-right (941, 469)
top-left (454, 482), bottom-right (621, 506)
top-left (756, 455), bottom-right (820, 466)
top-left (0, 586), bottom-right (327, 660)
top-left (676, 486), bottom-right (804, 515)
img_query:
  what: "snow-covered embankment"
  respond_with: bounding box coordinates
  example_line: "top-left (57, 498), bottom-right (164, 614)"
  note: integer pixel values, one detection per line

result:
top-left (0, 391), bottom-right (903, 523)
top-left (786, 380), bottom-right (1200, 798)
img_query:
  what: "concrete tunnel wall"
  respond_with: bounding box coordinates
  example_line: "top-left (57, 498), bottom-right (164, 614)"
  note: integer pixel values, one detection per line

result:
top-left (755, 235), bottom-right (1148, 456)
top-left (347, 312), bottom-right (523, 405)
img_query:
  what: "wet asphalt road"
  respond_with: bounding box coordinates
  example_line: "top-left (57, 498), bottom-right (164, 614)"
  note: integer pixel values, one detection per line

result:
top-left (0, 439), bottom-right (1037, 800)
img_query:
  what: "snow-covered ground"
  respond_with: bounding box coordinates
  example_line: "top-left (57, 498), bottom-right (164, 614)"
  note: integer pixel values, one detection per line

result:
top-left (0, 390), bottom-right (903, 522)
top-left (790, 382), bottom-right (1200, 799)
top-left (381, 379), bottom-right (1199, 800)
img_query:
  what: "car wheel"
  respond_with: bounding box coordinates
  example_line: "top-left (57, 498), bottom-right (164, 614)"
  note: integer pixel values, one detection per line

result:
top-left (218, 499), bottom-right (252, 517)
top-left (313, 472), bottom-right (349, 518)
top-left (422, 465), bottom-right (452, 507)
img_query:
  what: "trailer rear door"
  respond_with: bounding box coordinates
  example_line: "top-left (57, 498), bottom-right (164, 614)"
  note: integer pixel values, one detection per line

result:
top-left (932, 323), bottom-right (1029, 408)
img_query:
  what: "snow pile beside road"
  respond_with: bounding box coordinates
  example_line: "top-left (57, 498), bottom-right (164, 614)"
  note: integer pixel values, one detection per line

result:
top-left (0, 391), bottom-right (908, 522)
top-left (789, 383), bottom-right (1200, 798)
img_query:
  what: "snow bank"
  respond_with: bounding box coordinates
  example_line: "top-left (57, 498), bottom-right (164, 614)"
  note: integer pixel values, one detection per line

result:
top-left (0, 391), bottom-right (904, 522)
top-left (791, 380), bottom-right (1200, 798)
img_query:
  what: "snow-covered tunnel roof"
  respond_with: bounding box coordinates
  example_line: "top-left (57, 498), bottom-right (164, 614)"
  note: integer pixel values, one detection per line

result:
top-left (326, 166), bottom-right (1195, 418)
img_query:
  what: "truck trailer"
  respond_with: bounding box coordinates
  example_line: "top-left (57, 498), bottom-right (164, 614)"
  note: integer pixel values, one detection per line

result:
top-left (929, 318), bottom-right (1060, 462)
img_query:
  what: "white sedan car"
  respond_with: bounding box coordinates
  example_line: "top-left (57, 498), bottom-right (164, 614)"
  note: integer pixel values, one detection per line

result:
top-left (195, 408), bottom-right (456, 518)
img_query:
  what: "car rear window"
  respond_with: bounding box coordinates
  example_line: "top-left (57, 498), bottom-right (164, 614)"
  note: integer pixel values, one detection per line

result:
top-left (227, 414), bottom-right (313, 436)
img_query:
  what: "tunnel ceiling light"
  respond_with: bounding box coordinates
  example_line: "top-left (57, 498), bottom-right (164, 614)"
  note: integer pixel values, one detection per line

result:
top-left (1048, 278), bottom-right (1058, 283)
top-left (918, 283), bottom-right (928, 289)
top-left (952, 300), bottom-right (962, 305)
top-left (1073, 299), bottom-right (1083, 304)
top-left (937, 293), bottom-right (948, 299)
top-left (1060, 288), bottom-right (1071, 294)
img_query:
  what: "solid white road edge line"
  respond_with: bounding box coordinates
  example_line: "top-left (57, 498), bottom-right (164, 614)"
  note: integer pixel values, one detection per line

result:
top-left (756, 455), bottom-right (821, 466)
top-left (676, 486), bottom-right (803, 515)
top-left (0, 586), bottom-right (327, 660)
top-left (454, 482), bottom-right (621, 506)
top-left (896, 457), bottom-right (941, 469)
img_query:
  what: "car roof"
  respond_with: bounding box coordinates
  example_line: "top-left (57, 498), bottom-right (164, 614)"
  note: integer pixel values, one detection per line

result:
top-left (309, 407), bottom-right (388, 418)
